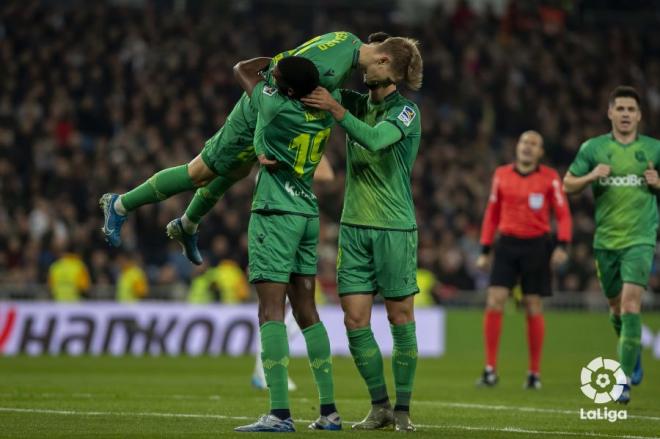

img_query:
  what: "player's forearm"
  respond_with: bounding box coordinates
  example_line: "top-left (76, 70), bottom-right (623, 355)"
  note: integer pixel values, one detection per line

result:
top-left (339, 113), bottom-right (402, 152)
top-left (233, 57), bottom-right (272, 96)
top-left (562, 173), bottom-right (593, 194)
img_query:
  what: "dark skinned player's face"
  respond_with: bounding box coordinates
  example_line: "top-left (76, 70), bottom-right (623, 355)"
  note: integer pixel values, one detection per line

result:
top-left (272, 66), bottom-right (293, 97)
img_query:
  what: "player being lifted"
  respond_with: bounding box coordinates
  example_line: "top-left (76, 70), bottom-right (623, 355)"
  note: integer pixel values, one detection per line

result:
top-left (100, 32), bottom-right (412, 263)
top-left (302, 32), bottom-right (422, 432)
top-left (564, 86), bottom-right (655, 403)
top-left (230, 56), bottom-right (341, 433)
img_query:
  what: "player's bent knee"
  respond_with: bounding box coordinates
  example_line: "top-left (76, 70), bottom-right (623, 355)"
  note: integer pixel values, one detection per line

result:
top-left (258, 306), bottom-right (285, 325)
top-left (621, 300), bottom-right (641, 314)
top-left (524, 296), bottom-right (543, 315)
top-left (292, 307), bottom-right (320, 330)
top-left (344, 313), bottom-right (369, 330)
top-left (188, 155), bottom-right (216, 187)
top-left (387, 311), bottom-right (413, 326)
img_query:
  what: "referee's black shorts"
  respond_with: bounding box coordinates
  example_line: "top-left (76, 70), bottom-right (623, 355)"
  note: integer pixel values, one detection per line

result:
top-left (489, 234), bottom-right (554, 296)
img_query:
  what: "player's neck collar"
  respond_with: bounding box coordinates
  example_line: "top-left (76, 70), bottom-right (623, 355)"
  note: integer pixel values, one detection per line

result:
top-left (513, 163), bottom-right (540, 176)
top-left (368, 90), bottom-right (399, 107)
top-left (610, 131), bottom-right (639, 146)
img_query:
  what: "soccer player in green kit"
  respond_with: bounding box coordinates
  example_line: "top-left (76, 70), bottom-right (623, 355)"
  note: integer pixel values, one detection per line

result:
top-left (302, 32), bottom-right (423, 431)
top-left (100, 32), bottom-right (410, 264)
top-left (230, 55), bottom-right (341, 433)
top-left (564, 86), bottom-right (659, 404)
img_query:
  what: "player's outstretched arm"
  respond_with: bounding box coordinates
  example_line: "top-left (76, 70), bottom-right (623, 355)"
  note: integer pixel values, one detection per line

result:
top-left (233, 57), bottom-right (272, 97)
top-left (302, 87), bottom-right (402, 152)
top-left (563, 165), bottom-right (610, 194)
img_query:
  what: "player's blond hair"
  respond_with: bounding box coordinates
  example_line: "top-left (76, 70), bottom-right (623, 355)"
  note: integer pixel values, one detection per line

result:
top-left (377, 37), bottom-right (423, 91)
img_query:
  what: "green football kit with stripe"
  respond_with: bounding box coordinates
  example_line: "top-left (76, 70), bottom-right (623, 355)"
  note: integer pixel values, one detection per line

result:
top-left (568, 133), bottom-right (660, 297)
top-left (247, 82), bottom-right (338, 283)
top-left (336, 90), bottom-right (422, 298)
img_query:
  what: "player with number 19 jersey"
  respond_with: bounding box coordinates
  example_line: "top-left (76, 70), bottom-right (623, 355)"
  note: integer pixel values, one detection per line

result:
top-left (202, 32), bottom-right (362, 178)
top-left (247, 81), bottom-right (339, 283)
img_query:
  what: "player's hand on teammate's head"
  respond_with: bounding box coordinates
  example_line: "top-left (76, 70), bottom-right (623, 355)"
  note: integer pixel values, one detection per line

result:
top-left (550, 246), bottom-right (569, 268)
top-left (644, 160), bottom-right (660, 188)
top-left (589, 163), bottom-right (611, 181)
top-left (301, 87), bottom-right (346, 120)
top-left (301, 87), bottom-right (334, 110)
top-left (257, 154), bottom-right (279, 172)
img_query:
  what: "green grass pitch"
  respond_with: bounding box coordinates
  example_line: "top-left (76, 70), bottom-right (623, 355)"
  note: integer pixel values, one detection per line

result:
top-left (1, 309), bottom-right (659, 438)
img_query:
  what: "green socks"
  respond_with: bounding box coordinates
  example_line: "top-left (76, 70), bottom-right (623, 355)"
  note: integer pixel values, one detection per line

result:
top-left (619, 313), bottom-right (641, 377)
top-left (120, 165), bottom-right (195, 212)
top-left (260, 321), bottom-right (290, 410)
top-left (184, 175), bottom-right (234, 224)
top-left (347, 326), bottom-right (388, 403)
top-left (302, 322), bottom-right (335, 405)
top-left (391, 322), bottom-right (418, 410)
top-left (609, 313), bottom-right (622, 337)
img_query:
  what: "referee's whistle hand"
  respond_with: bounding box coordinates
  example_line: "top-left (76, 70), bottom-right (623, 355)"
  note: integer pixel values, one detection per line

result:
top-left (550, 247), bottom-right (568, 268)
top-left (476, 254), bottom-right (490, 271)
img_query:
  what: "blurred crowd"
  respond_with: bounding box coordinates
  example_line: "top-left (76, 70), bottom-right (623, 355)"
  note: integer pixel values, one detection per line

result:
top-left (3, 0), bottom-right (660, 302)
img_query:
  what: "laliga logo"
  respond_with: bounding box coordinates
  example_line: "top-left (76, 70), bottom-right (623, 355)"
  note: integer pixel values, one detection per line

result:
top-left (580, 356), bottom-right (626, 403)
top-left (579, 357), bottom-right (628, 423)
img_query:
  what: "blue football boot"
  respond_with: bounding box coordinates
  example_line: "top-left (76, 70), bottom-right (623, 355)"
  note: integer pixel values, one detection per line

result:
top-left (166, 218), bottom-right (202, 265)
top-left (100, 193), bottom-right (127, 247)
top-left (308, 412), bottom-right (342, 431)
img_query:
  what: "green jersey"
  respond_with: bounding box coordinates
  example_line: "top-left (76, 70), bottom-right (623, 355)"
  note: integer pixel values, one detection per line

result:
top-left (202, 32), bottom-right (362, 175)
top-left (271, 31), bottom-right (363, 92)
top-left (568, 133), bottom-right (660, 249)
top-left (250, 81), bottom-right (337, 216)
top-left (340, 90), bottom-right (422, 230)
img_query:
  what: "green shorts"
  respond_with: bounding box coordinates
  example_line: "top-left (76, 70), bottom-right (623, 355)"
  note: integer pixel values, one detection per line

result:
top-left (594, 245), bottom-right (654, 298)
top-left (248, 212), bottom-right (319, 283)
top-left (201, 133), bottom-right (256, 178)
top-left (337, 224), bottom-right (419, 298)
top-left (200, 94), bottom-right (257, 177)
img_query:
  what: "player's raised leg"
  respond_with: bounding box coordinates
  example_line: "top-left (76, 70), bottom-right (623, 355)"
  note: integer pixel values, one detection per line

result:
top-left (288, 273), bottom-right (340, 431)
top-left (100, 154), bottom-right (214, 247)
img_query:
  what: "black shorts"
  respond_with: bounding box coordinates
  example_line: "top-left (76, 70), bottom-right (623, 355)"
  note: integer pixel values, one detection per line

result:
top-left (489, 235), bottom-right (553, 296)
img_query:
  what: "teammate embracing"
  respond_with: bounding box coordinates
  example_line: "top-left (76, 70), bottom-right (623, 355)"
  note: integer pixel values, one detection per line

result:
top-left (230, 55), bottom-right (341, 433)
top-left (564, 86), bottom-right (656, 403)
top-left (100, 32), bottom-right (412, 264)
top-left (302, 32), bottom-right (423, 432)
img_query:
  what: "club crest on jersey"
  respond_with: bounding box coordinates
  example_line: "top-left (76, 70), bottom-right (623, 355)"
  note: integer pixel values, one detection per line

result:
top-left (263, 85), bottom-right (277, 96)
top-left (397, 106), bottom-right (416, 127)
top-left (528, 193), bottom-right (545, 210)
top-left (635, 151), bottom-right (647, 163)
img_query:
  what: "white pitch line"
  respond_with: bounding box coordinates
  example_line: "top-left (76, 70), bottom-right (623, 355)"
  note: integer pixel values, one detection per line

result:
top-left (2, 392), bottom-right (660, 422)
top-left (0, 407), bottom-right (658, 439)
